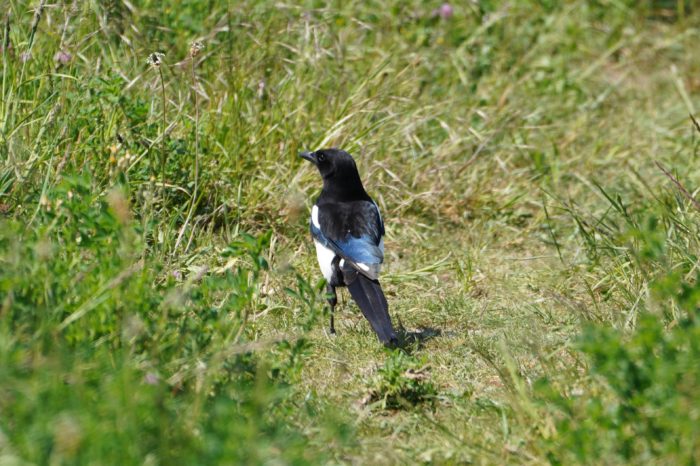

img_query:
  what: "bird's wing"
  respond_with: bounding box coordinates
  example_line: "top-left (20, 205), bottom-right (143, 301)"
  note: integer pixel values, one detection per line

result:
top-left (373, 201), bottom-right (385, 237)
top-left (310, 201), bottom-right (384, 280)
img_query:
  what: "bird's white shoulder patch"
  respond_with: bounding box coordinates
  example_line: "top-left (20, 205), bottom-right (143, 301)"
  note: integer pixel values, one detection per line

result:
top-left (313, 240), bottom-right (335, 282)
top-left (311, 205), bottom-right (320, 229)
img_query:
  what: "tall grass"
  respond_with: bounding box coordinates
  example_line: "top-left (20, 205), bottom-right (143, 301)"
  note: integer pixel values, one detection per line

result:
top-left (1, 0), bottom-right (699, 463)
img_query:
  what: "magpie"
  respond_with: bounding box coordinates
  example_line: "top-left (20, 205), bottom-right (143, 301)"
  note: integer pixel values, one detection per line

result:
top-left (300, 148), bottom-right (398, 347)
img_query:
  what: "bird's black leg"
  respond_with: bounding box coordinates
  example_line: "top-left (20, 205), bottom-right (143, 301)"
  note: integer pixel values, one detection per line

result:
top-left (327, 284), bottom-right (337, 334)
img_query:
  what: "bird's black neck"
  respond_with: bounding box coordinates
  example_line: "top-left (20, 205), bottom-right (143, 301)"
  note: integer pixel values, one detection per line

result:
top-left (320, 171), bottom-right (371, 203)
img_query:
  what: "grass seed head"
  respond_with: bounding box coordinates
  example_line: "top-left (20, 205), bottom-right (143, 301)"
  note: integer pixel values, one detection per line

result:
top-left (146, 51), bottom-right (165, 68)
top-left (190, 40), bottom-right (204, 57)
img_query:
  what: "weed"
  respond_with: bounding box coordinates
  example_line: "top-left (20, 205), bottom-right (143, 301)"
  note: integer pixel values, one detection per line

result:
top-left (365, 351), bottom-right (437, 410)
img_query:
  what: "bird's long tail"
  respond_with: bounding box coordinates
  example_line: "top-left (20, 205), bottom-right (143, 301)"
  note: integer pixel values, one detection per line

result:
top-left (347, 275), bottom-right (397, 346)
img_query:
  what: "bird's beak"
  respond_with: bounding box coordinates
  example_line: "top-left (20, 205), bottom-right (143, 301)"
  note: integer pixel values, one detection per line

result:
top-left (299, 151), bottom-right (317, 165)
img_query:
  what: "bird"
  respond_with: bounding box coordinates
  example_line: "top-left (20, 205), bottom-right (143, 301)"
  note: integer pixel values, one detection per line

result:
top-left (299, 148), bottom-right (398, 347)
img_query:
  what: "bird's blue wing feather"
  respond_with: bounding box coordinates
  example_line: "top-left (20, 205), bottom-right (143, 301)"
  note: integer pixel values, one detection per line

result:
top-left (310, 222), bottom-right (382, 265)
top-left (337, 235), bottom-right (383, 264)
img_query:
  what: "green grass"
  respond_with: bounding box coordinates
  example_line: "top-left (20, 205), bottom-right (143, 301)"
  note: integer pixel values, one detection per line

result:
top-left (2, 0), bottom-right (700, 464)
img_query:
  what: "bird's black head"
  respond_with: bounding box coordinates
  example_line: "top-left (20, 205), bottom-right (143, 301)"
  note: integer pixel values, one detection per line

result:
top-left (299, 148), bottom-right (369, 200)
top-left (299, 148), bottom-right (357, 179)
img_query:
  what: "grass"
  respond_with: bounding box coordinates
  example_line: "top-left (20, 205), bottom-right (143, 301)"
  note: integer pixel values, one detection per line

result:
top-left (1, 0), bottom-right (700, 464)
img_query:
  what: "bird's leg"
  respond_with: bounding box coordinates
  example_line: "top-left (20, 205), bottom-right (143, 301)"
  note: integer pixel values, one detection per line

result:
top-left (327, 284), bottom-right (337, 334)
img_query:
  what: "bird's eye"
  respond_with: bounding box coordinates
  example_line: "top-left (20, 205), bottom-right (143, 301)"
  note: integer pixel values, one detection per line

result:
top-left (317, 153), bottom-right (326, 162)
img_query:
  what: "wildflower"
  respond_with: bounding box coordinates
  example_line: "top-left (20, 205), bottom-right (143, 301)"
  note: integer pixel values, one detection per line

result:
top-left (190, 40), bottom-right (204, 58)
top-left (146, 51), bottom-right (165, 68)
top-left (144, 372), bottom-right (160, 385)
top-left (20, 51), bottom-right (31, 63)
top-left (172, 270), bottom-right (182, 280)
top-left (435, 3), bottom-right (453, 20)
top-left (53, 50), bottom-right (72, 65)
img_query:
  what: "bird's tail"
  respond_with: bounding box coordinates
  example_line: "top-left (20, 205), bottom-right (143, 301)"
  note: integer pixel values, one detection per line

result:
top-left (347, 275), bottom-right (398, 347)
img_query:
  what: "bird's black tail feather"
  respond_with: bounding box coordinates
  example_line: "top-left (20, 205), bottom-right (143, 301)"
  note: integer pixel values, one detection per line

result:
top-left (347, 275), bottom-right (397, 346)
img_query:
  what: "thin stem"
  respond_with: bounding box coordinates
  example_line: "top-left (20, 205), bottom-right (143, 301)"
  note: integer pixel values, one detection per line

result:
top-left (191, 56), bottom-right (199, 214)
top-left (173, 51), bottom-right (201, 255)
top-left (158, 66), bottom-right (166, 186)
top-left (1, 11), bottom-right (10, 133)
top-left (655, 161), bottom-right (700, 212)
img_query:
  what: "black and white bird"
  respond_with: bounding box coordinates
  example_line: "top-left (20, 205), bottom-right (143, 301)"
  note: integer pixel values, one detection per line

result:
top-left (300, 148), bottom-right (398, 347)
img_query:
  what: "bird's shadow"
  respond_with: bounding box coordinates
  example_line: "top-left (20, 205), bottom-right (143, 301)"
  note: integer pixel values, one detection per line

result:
top-left (393, 326), bottom-right (442, 353)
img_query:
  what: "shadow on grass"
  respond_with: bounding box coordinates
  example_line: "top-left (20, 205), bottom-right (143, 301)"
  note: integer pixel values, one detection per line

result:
top-left (393, 326), bottom-right (442, 352)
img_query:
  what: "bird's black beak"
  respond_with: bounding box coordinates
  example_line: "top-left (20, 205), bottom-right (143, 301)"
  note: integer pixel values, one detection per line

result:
top-left (299, 151), bottom-right (317, 165)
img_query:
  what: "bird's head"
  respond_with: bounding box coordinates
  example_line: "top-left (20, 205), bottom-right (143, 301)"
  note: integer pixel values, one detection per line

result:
top-left (299, 148), bottom-right (358, 180)
top-left (299, 148), bottom-right (369, 199)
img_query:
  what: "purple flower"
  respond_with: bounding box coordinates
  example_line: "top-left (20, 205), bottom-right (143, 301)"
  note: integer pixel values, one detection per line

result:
top-left (144, 372), bottom-right (160, 385)
top-left (54, 50), bottom-right (72, 65)
top-left (20, 51), bottom-right (31, 63)
top-left (436, 3), bottom-right (453, 20)
top-left (172, 270), bottom-right (182, 280)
